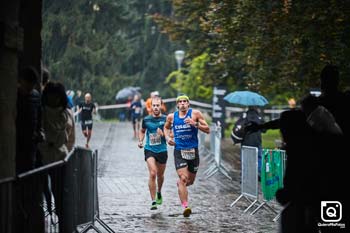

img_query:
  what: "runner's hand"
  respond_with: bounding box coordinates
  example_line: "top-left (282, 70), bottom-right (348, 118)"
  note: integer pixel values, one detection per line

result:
top-left (138, 141), bottom-right (144, 148)
top-left (184, 117), bottom-right (196, 126)
top-left (157, 128), bottom-right (164, 136)
top-left (166, 136), bottom-right (175, 146)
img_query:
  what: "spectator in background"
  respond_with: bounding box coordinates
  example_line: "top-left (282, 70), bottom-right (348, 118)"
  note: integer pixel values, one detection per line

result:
top-left (15, 66), bottom-right (45, 233)
top-left (287, 98), bottom-right (296, 109)
top-left (130, 94), bottom-right (143, 138)
top-left (73, 90), bottom-right (83, 123)
top-left (41, 66), bottom-right (50, 91)
top-left (39, 81), bottom-right (73, 164)
top-left (145, 91), bottom-right (156, 115)
top-left (16, 66), bottom-right (43, 173)
top-left (241, 106), bottom-right (264, 177)
top-left (66, 90), bottom-right (74, 109)
top-left (145, 91), bottom-right (167, 115)
top-left (126, 96), bottom-right (133, 121)
top-left (38, 81), bottom-right (74, 233)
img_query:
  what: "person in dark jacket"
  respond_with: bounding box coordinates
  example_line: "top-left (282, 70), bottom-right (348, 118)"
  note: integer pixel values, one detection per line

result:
top-left (15, 66), bottom-right (45, 233)
top-left (241, 106), bottom-right (264, 175)
top-left (16, 66), bottom-right (42, 173)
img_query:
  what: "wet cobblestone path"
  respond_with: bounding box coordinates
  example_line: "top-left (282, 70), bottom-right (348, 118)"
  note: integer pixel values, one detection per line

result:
top-left (75, 121), bottom-right (281, 233)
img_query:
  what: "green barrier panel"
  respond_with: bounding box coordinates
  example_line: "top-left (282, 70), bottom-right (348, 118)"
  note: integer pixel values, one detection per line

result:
top-left (261, 149), bottom-right (285, 201)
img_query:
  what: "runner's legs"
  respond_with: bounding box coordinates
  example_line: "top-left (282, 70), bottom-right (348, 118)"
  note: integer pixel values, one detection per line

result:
top-left (187, 172), bottom-right (197, 186)
top-left (156, 162), bottom-right (166, 193)
top-left (86, 129), bottom-right (92, 146)
top-left (146, 157), bottom-right (158, 201)
top-left (176, 167), bottom-right (189, 205)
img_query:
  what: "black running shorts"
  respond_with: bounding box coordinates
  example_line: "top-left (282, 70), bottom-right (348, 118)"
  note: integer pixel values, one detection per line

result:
top-left (144, 149), bottom-right (168, 164)
top-left (174, 148), bottom-right (199, 174)
top-left (81, 122), bottom-right (93, 131)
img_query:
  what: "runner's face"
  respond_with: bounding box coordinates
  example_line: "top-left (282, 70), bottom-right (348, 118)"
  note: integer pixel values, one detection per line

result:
top-left (152, 99), bottom-right (161, 116)
top-left (177, 99), bottom-right (189, 112)
top-left (85, 95), bottom-right (91, 103)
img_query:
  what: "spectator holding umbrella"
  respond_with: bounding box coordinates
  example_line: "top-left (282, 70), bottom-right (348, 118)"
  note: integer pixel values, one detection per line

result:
top-left (224, 90), bottom-right (268, 177)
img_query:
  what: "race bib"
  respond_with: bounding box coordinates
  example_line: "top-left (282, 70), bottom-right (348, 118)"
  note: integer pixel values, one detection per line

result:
top-left (181, 148), bottom-right (196, 160)
top-left (134, 107), bottom-right (141, 114)
top-left (84, 120), bottom-right (93, 125)
top-left (149, 133), bottom-right (161, 146)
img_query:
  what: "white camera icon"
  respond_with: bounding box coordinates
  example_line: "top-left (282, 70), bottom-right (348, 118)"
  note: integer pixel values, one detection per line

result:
top-left (321, 201), bottom-right (342, 222)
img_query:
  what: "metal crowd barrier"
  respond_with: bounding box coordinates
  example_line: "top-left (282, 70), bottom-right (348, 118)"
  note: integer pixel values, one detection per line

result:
top-left (0, 147), bottom-right (115, 233)
top-left (230, 146), bottom-right (287, 221)
top-left (230, 146), bottom-right (260, 212)
top-left (202, 123), bottom-right (232, 180)
top-left (252, 149), bottom-right (287, 221)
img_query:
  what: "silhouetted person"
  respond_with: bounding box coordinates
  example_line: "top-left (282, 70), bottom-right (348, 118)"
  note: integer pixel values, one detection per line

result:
top-left (16, 66), bottom-right (42, 173)
top-left (15, 66), bottom-right (45, 233)
top-left (277, 64), bottom-right (350, 233)
top-left (246, 65), bottom-right (349, 232)
top-left (41, 66), bottom-right (50, 91)
top-left (311, 65), bottom-right (349, 230)
top-left (276, 108), bottom-right (320, 233)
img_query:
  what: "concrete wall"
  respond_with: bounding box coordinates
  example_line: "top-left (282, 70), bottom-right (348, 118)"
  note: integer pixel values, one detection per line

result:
top-left (0, 0), bottom-right (42, 179)
top-left (0, 1), bottom-right (21, 179)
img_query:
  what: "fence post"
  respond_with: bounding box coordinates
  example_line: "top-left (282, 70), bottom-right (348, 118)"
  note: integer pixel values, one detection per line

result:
top-left (205, 123), bottom-right (232, 180)
top-left (0, 178), bottom-right (13, 233)
top-left (77, 149), bottom-right (115, 233)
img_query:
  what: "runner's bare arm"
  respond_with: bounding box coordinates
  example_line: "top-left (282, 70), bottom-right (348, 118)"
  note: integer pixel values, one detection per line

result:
top-left (194, 110), bottom-right (210, 134)
top-left (164, 114), bottom-right (175, 146)
top-left (138, 128), bottom-right (146, 148)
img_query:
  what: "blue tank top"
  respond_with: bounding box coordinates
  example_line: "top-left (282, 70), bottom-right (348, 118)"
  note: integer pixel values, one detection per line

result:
top-left (173, 108), bottom-right (198, 150)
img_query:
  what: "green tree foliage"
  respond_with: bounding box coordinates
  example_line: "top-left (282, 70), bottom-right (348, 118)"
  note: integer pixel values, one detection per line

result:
top-left (42, 0), bottom-right (176, 105)
top-left (166, 53), bottom-right (212, 100)
top-left (154, 0), bottom-right (350, 105)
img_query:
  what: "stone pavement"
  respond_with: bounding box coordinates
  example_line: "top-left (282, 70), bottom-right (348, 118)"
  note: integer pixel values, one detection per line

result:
top-left (75, 121), bottom-right (281, 233)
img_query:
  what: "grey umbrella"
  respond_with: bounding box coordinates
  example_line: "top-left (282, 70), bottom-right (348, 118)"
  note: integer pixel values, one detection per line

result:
top-left (115, 86), bottom-right (141, 101)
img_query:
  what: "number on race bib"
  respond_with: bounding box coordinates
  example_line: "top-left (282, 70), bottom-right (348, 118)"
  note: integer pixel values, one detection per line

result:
top-left (180, 149), bottom-right (196, 160)
top-left (149, 133), bottom-right (161, 146)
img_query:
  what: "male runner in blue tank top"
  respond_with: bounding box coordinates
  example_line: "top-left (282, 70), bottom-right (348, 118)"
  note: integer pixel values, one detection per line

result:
top-left (164, 94), bottom-right (210, 217)
top-left (138, 96), bottom-right (168, 210)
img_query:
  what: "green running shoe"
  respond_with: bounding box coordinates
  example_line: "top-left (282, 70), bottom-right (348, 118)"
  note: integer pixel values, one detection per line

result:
top-left (183, 207), bottom-right (192, 217)
top-left (156, 192), bottom-right (163, 205)
top-left (150, 201), bottom-right (157, 210)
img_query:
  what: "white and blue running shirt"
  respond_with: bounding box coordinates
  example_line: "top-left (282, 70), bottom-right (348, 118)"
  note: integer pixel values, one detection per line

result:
top-left (172, 108), bottom-right (198, 150)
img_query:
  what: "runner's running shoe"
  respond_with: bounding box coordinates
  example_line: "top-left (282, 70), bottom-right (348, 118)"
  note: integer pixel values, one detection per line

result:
top-left (156, 192), bottom-right (163, 205)
top-left (183, 207), bottom-right (192, 217)
top-left (151, 201), bottom-right (157, 210)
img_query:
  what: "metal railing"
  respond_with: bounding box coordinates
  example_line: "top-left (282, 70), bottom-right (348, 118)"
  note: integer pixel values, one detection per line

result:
top-left (200, 123), bottom-right (232, 180)
top-left (230, 146), bottom-right (260, 213)
top-left (0, 147), bottom-right (114, 233)
top-left (229, 146), bottom-right (287, 221)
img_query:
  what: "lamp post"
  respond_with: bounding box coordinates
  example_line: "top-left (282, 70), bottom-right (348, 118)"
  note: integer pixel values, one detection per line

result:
top-left (174, 50), bottom-right (185, 70)
top-left (174, 50), bottom-right (185, 95)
